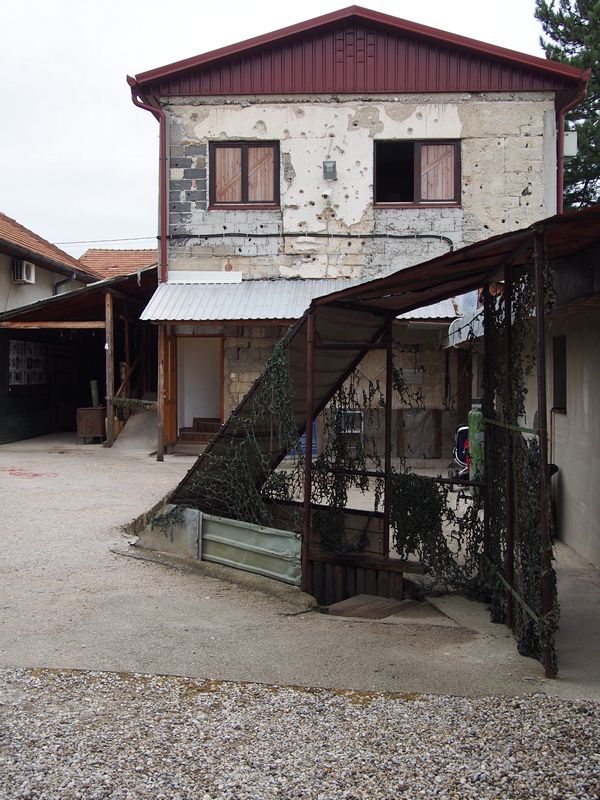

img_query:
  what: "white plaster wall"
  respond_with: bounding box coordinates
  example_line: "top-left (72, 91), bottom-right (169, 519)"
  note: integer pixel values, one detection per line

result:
top-left (547, 311), bottom-right (600, 567)
top-left (166, 93), bottom-right (556, 280)
top-left (177, 337), bottom-right (221, 428)
top-left (0, 253), bottom-right (73, 312)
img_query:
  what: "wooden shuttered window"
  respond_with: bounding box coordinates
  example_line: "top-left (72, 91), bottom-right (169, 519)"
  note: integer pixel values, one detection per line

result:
top-left (215, 147), bottom-right (242, 203)
top-left (210, 142), bottom-right (279, 206)
top-left (419, 144), bottom-right (456, 202)
top-left (374, 140), bottom-right (459, 205)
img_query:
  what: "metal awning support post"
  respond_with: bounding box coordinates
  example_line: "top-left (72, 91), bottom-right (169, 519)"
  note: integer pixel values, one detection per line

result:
top-left (383, 315), bottom-right (394, 559)
top-left (482, 286), bottom-right (493, 560)
top-left (156, 323), bottom-right (165, 462)
top-left (104, 292), bottom-right (114, 448)
top-left (301, 312), bottom-right (316, 593)
top-left (503, 262), bottom-right (515, 630)
top-left (533, 228), bottom-right (556, 679)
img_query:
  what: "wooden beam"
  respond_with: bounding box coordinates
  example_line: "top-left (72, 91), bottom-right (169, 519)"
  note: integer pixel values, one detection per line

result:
top-left (123, 301), bottom-right (130, 399)
top-left (157, 323), bottom-right (166, 462)
top-left (104, 292), bottom-right (115, 448)
top-left (0, 321), bottom-right (105, 329)
top-left (314, 341), bottom-right (388, 351)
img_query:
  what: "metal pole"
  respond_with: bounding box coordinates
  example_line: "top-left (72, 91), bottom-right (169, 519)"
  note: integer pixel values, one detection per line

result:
top-left (504, 262), bottom-right (515, 630)
top-left (104, 292), bottom-right (114, 447)
top-left (482, 287), bottom-right (492, 561)
top-left (383, 316), bottom-right (393, 559)
top-left (301, 313), bottom-right (316, 594)
top-left (533, 227), bottom-right (556, 679)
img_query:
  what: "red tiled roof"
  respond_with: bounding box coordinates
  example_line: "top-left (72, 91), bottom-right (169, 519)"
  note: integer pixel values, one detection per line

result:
top-left (79, 248), bottom-right (158, 278)
top-left (0, 212), bottom-right (98, 279)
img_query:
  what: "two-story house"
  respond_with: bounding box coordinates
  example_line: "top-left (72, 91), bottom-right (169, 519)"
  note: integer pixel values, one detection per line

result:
top-left (128, 6), bottom-right (587, 456)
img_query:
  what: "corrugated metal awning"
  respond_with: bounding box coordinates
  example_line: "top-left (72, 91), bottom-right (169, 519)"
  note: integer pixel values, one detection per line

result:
top-left (141, 279), bottom-right (459, 323)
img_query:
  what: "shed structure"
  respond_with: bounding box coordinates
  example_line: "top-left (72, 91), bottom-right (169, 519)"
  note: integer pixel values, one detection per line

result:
top-left (168, 205), bottom-right (600, 677)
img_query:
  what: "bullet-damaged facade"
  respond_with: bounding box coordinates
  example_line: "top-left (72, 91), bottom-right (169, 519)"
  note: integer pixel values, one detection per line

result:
top-left (130, 6), bottom-right (588, 453)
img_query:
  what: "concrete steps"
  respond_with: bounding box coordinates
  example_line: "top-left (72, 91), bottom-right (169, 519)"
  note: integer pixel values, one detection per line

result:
top-left (171, 416), bottom-right (221, 454)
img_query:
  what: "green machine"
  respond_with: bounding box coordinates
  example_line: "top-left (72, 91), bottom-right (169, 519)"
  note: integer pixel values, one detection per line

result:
top-left (468, 406), bottom-right (484, 480)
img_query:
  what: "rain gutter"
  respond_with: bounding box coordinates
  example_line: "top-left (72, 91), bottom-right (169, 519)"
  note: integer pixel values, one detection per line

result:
top-left (127, 76), bottom-right (168, 283)
top-left (555, 72), bottom-right (590, 214)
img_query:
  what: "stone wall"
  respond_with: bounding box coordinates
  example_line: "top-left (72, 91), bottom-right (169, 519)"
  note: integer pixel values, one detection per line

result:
top-left (164, 92), bottom-right (557, 280)
top-left (223, 324), bottom-right (290, 417)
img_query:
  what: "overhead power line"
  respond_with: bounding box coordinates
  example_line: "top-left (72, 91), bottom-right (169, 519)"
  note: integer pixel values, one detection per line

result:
top-left (53, 236), bottom-right (156, 245)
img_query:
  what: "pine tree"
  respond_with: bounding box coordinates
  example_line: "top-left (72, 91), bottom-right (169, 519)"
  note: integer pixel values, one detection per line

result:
top-left (535, 0), bottom-right (600, 208)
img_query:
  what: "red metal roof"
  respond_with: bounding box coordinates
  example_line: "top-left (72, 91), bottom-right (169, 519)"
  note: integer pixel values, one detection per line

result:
top-left (134, 6), bottom-right (587, 97)
top-left (79, 248), bottom-right (157, 279)
top-left (0, 212), bottom-right (99, 281)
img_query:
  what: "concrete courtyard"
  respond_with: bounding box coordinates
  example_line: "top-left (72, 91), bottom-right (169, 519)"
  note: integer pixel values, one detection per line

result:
top-left (0, 432), bottom-right (598, 700)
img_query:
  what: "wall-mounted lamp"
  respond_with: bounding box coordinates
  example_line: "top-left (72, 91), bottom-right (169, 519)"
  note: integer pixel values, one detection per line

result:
top-left (322, 160), bottom-right (337, 181)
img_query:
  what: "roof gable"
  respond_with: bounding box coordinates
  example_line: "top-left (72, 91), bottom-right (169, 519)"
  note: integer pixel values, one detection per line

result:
top-left (79, 248), bottom-right (157, 279)
top-left (0, 212), bottom-right (98, 281)
top-left (134, 5), bottom-right (587, 97)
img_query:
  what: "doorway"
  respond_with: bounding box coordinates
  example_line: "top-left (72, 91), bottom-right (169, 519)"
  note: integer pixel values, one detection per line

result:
top-left (176, 337), bottom-right (223, 438)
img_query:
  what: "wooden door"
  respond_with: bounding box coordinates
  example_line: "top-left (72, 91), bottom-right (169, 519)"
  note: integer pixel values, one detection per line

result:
top-left (164, 333), bottom-right (177, 445)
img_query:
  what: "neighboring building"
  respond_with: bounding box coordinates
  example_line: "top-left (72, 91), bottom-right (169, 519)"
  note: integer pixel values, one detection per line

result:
top-left (548, 265), bottom-right (600, 567)
top-left (127, 6), bottom-right (588, 452)
top-left (0, 212), bottom-right (98, 312)
top-left (0, 268), bottom-right (158, 445)
top-left (446, 206), bottom-right (600, 566)
top-left (79, 248), bottom-right (157, 279)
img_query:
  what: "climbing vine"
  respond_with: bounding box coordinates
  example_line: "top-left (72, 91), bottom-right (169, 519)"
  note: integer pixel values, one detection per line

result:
top-left (482, 267), bottom-right (559, 672)
top-left (169, 278), bottom-right (558, 670)
top-left (176, 339), bottom-right (303, 528)
top-left (310, 371), bottom-right (384, 553)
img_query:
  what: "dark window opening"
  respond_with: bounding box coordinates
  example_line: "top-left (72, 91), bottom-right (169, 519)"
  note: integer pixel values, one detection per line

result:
top-left (553, 335), bottom-right (567, 411)
top-left (375, 142), bottom-right (415, 202)
top-left (374, 140), bottom-right (459, 205)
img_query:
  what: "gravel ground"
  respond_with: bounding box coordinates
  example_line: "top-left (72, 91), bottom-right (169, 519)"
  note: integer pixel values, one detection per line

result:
top-left (1, 668), bottom-right (599, 800)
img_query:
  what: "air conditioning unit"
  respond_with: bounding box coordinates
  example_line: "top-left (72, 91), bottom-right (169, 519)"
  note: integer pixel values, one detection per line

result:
top-left (12, 260), bottom-right (36, 284)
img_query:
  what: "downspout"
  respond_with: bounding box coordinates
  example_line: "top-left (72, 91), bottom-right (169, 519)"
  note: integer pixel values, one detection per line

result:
top-left (555, 73), bottom-right (590, 214)
top-left (127, 76), bottom-right (168, 283)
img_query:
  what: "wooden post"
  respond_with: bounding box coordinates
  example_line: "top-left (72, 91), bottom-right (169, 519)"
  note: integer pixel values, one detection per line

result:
top-left (104, 292), bottom-right (114, 447)
top-left (301, 313), bottom-right (315, 594)
top-left (383, 316), bottom-right (394, 559)
top-left (123, 301), bottom-right (130, 399)
top-left (157, 323), bottom-right (166, 462)
top-left (533, 228), bottom-right (556, 679)
top-left (504, 262), bottom-right (515, 631)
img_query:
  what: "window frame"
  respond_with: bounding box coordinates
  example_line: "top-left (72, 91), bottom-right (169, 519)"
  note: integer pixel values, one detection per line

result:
top-left (208, 141), bottom-right (280, 210)
top-left (373, 139), bottom-right (461, 208)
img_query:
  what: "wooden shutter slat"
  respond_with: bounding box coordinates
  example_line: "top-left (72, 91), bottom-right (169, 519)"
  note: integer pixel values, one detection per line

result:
top-left (248, 147), bottom-right (275, 202)
top-left (215, 147), bottom-right (242, 202)
top-left (420, 144), bottom-right (455, 201)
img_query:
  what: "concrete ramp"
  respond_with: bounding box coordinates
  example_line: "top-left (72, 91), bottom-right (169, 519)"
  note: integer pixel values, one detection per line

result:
top-left (113, 409), bottom-right (157, 453)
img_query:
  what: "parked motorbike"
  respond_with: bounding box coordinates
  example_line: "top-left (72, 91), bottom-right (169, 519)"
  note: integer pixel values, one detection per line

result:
top-left (448, 424), bottom-right (469, 491)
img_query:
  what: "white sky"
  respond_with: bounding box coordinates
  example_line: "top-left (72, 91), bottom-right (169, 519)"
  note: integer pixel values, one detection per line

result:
top-left (0, 0), bottom-right (546, 258)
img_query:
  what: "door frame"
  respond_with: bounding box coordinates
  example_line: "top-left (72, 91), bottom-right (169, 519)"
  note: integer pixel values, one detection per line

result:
top-left (176, 334), bottom-right (225, 427)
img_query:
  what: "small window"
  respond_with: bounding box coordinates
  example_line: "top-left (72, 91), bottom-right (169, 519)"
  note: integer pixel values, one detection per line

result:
top-left (553, 335), bottom-right (567, 411)
top-left (209, 142), bottom-right (279, 207)
top-left (374, 141), bottom-right (459, 205)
